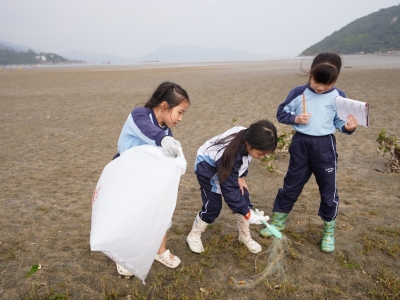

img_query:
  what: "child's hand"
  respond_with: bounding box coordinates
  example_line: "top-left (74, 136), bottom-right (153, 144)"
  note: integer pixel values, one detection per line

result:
top-left (344, 114), bottom-right (358, 132)
top-left (245, 209), bottom-right (270, 225)
top-left (295, 113), bottom-right (311, 124)
top-left (238, 177), bottom-right (249, 195)
top-left (161, 136), bottom-right (181, 158)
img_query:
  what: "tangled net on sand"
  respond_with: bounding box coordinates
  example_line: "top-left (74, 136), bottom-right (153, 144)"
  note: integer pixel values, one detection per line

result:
top-left (228, 235), bottom-right (291, 289)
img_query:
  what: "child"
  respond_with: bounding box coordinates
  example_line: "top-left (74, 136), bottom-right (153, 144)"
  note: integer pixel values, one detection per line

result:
top-left (187, 120), bottom-right (277, 254)
top-left (113, 81), bottom-right (190, 275)
top-left (260, 53), bottom-right (358, 253)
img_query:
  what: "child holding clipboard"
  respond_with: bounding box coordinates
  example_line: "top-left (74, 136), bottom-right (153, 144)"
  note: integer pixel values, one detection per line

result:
top-left (260, 53), bottom-right (358, 253)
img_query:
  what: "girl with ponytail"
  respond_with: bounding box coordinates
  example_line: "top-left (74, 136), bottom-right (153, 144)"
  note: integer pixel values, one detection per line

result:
top-left (187, 120), bottom-right (278, 254)
top-left (112, 81), bottom-right (190, 275)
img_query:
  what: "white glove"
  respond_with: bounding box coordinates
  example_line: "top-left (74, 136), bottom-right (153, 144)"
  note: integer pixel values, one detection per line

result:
top-left (246, 209), bottom-right (270, 225)
top-left (161, 136), bottom-right (181, 158)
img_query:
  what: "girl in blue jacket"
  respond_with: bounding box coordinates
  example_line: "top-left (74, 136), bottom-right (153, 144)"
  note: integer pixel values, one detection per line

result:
top-left (260, 53), bottom-right (358, 253)
top-left (187, 120), bottom-right (277, 254)
top-left (113, 81), bottom-right (190, 276)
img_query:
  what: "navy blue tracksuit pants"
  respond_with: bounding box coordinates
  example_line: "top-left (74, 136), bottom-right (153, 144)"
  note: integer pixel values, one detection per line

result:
top-left (195, 173), bottom-right (252, 224)
top-left (273, 132), bottom-right (339, 222)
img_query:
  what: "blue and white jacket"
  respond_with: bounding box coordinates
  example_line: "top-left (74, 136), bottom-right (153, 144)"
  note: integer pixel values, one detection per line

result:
top-left (194, 126), bottom-right (252, 215)
top-left (277, 84), bottom-right (354, 136)
top-left (117, 107), bottom-right (172, 155)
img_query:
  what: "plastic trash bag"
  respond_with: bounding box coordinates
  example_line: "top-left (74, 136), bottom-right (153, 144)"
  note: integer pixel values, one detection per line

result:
top-left (90, 144), bottom-right (186, 282)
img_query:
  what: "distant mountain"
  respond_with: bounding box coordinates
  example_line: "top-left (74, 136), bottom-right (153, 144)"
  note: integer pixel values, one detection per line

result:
top-left (301, 4), bottom-right (400, 55)
top-left (58, 50), bottom-right (131, 63)
top-left (0, 39), bottom-right (41, 53)
top-left (0, 40), bottom-right (76, 65)
top-left (60, 45), bottom-right (270, 63)
top-left (0, 49), bottom-right (73, 65)
top-left (0, 43), bottom-right (14, 51)
top-left (131, 45), bottom-right (269, 62)
top-left (0, 40), bottom-right (271, 64)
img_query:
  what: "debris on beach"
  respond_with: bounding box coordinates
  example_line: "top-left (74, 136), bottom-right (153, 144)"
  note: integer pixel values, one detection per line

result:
top-left (229, 235), bottom-right (290, 289)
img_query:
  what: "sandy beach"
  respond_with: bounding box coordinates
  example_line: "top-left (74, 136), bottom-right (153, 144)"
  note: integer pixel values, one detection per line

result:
top-left (0, 54), bottom-right (399, 299)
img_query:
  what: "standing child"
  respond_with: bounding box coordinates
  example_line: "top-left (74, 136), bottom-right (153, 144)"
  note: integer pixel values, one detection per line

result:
top-left (113, 81), bottom-right (190, 275)
top-left (260, 53), bottom-right (358, 253)
top-left (187, 120), bottom-right (277, 254)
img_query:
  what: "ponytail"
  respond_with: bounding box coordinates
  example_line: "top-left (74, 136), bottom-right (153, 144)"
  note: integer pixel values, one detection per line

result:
top-left (144, 81), bottom-right (189, 109)
top-left (216, 130), bottom-right (247, 183)
top-left (216, 120), bottom-right (278, 183)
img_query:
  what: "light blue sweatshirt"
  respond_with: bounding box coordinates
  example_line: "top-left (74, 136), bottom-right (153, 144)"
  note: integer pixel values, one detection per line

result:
top-left (117, 107), bottom-right (172, 155)
top-left (276, 84), bottom-right (354, 136)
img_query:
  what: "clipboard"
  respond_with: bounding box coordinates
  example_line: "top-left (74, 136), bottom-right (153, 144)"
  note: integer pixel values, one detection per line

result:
top-left (335, 96), bottom-right (369, 127)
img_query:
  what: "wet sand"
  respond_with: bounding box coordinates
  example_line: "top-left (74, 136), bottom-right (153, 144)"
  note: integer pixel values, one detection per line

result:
top-left (0, 54), bottom-right (399, 299)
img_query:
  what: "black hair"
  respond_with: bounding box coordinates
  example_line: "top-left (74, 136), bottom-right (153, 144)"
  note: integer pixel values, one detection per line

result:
top-left (299, 52), bottom-right (342, 85)
top-left (144, 82), bottom-right (190, 109)
top-left (311, 52), bottom-right (342, 71)
top-left (213, 120), bottom-right (278, 183)
top-left (310, 62), bottom-right (339, 85)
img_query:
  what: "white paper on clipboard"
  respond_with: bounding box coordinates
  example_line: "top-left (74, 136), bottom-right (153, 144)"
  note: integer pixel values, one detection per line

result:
top-left (335, 96), bottom-right (369, 127)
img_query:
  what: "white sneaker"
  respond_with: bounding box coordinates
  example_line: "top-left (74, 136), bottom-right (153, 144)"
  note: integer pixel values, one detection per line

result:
top-left (186, 232), bottom-right (204, 253)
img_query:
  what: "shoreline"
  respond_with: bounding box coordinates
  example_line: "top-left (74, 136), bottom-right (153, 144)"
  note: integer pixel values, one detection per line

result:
top-left (2, 53), bottom-right (400, 71)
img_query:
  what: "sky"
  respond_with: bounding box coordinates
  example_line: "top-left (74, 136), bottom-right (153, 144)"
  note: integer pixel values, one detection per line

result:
top-left (1, 0), bottom-right (399, 58)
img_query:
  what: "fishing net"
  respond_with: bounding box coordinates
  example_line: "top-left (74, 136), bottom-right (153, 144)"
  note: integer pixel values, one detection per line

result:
top-left (228, 235), bottom-right (291, 289)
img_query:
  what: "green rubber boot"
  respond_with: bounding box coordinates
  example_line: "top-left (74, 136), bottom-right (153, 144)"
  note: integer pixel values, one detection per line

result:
top-left (321, 219), bottom-right (336, 253)
top-left (260, 212), bottom-right (288, 238)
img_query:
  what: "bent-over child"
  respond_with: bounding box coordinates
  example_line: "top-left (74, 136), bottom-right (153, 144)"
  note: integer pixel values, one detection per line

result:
top-left (187, 120), bottom-right (277, 254)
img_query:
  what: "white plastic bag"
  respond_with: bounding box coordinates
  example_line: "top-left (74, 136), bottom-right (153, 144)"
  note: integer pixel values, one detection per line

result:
top-left (90, 144), bottom-right (186, 282)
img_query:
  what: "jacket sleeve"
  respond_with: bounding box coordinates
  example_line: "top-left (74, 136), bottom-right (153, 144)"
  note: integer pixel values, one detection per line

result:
top-left (276, 86), bottom-right (305, 124)
top-left (217, 153), bottom-right (250, 216)
top-left (131, 107), bottom-right (171, 146)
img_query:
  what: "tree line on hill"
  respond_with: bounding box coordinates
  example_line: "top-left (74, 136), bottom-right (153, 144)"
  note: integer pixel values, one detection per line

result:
top-left (301, 4), bottom-right (400, 56)
top-left (0, 49), bottom-right (73, 65)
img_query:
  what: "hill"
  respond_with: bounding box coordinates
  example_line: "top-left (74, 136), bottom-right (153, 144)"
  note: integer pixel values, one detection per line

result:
top-left (0, 48), bottom-right (73, 65)
top-left (0, 39), bottom-right (37, 52)
top-left (0, 40), bottom-right (76, 65)
top-left (301, 4), bottom-right (400, 55)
